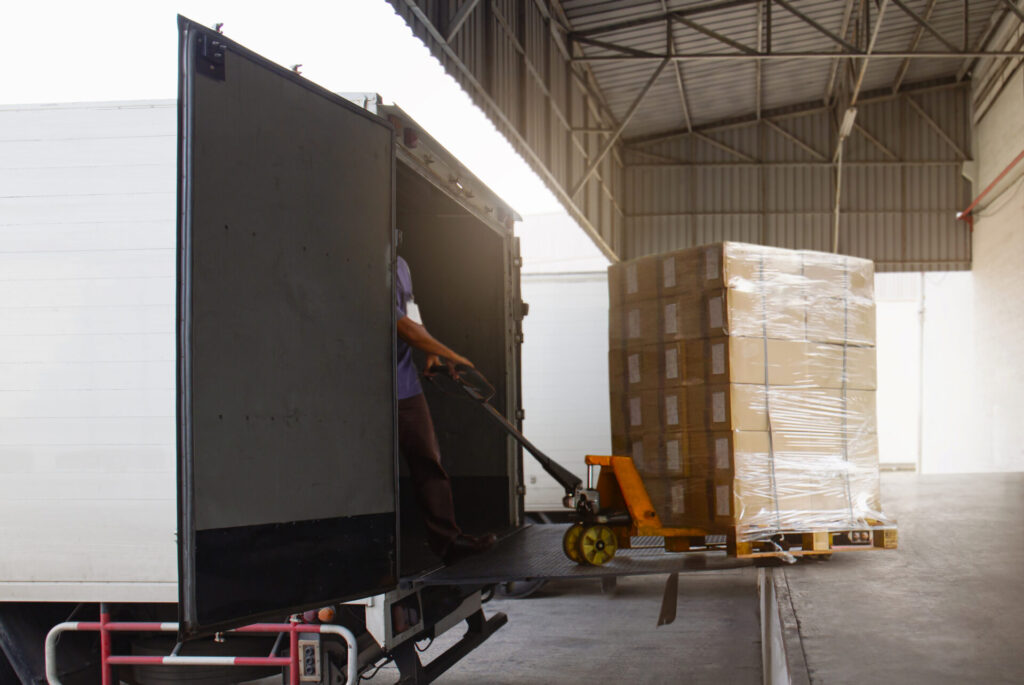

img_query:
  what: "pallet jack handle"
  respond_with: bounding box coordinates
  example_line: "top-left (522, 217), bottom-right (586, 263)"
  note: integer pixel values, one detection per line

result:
top-left (426, 363), bottom-right (584, 497)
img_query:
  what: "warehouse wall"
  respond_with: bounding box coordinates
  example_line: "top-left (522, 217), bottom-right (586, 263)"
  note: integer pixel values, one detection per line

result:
top-left (971, 66), bottom-right (1024, 472)
top-left (624, 85), bottom-right (974, 272)
top-left (0, 101), bottom-right (178, 599)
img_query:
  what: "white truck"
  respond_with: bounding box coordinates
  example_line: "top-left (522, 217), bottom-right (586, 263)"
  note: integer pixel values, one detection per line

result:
top-left (0, 18), bottom-right (527, 684)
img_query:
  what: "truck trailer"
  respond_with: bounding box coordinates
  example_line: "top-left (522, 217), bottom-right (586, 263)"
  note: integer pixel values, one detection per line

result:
top-left (0, 18), bottom-right (528, 684)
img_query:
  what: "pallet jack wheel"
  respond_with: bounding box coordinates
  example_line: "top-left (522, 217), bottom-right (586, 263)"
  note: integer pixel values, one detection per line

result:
top-left (562, 524), bottom-right (585, 564)
top-left (578, 525), bottom-right (618, 566)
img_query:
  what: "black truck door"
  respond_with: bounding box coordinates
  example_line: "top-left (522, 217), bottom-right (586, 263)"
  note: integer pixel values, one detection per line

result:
top-left (176, 17), bottom-right (398, 637)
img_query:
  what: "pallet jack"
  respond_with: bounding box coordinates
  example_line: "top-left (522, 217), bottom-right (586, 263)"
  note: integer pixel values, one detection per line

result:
top-left (428, 365), bottom-right (711, 567)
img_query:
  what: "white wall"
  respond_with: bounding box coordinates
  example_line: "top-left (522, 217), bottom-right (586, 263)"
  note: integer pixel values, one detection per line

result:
top-left (0, 101), bottom-right (178, 600)
top-left (874, 272), bottom-right (978, 473)
top-left (519, 273), bottom-right (611, 510)
top-left (971, 65), bottom-right (1024, 472)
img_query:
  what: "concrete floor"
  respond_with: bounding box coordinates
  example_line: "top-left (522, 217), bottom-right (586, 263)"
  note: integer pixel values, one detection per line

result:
top-left (782, 472), bottom-right (1024, 684)
top-left (390, 569), bottom-right (762, 684)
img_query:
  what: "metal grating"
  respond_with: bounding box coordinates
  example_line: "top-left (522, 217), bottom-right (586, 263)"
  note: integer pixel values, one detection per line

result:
top-left (415, 524), bottom-right (751, 584)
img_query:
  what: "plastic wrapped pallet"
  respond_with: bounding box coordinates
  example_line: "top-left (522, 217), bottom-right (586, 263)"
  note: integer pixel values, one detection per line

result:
top-left (608, 242), bottom-right (893, 543)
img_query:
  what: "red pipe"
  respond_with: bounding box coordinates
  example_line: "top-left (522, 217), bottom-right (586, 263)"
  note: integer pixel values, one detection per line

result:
top-left (289, 619), bottom-right (300, 685)
top-left (958, 147), bottom-right (1024, 231)
top-left (99, 606), bottom-right (111, 685)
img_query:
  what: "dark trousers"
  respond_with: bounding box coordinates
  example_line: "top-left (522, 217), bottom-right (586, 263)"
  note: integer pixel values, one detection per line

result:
top-left (398, 393), bottom-right (462, 556)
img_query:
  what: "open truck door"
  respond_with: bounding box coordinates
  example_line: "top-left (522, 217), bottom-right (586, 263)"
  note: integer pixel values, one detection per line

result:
top-left (176, 17), bottom-right (398, 637)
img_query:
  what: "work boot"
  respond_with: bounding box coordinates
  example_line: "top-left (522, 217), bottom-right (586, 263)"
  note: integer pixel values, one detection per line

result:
top-left (442, 532), bottom-right (497, 564)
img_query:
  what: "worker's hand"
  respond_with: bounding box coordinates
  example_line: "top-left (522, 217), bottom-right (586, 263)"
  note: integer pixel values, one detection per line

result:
top-left (424, 354), bottom-right (444, 377)
top-left (424, 353), bottom-right (474, 379)
top-left (447, 353), bottom-right (474, 378)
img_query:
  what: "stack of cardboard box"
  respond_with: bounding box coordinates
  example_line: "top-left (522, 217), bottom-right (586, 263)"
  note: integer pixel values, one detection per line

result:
top-left (608, 242), bottom-right (885, 542)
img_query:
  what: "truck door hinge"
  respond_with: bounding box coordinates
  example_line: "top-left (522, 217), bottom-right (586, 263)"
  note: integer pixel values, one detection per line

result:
top-left (515, 409), bottom-right (525, 420)
top-left (516, 484), bottom-right (527, 496)
top-left (196, 33), bottom-right (226, 80)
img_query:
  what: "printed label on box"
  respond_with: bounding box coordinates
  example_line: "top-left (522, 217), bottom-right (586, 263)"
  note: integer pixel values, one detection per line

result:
top-left (666, 440), bottom-right (681, 472)
top-left (706, 249), bottom-right (719, 280)
top-left (712, 342), bottom-right (725, 375)
top-left (708, 296), bottom-right (723, 330)
top-left (716, 485), bottom-right (731, 516)
top-left (671, 483), bottom-right (686, 514)
top-left (627, 353), bottom-right (641, 384)
top-left (663, 257), bottom-right (676, 288)
top-left (712, 391), bottom-right (726, 424)
top-left (628, 309), bottom-right (640, 339)
top-left (665, 395), bottom-right (679, 426)
top-left (716, 437), bottom-right (730, 469)
top-left (626, 264), bottom-right (638, 294)
top-left (632, 440), bottom-right (643, 468)
top-left (629, 397), bottom-right (642, 426)
top-left (665, 348), bottom-right (679, 380)
top-left (664, 303), bottom-right (678, 335)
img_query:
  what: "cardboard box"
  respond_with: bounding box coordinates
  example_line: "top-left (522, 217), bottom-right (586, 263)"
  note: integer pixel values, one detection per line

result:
top-left (686, 336), bottom-right (766, 385)
top-left (687, 383), bottom-right (769, 432)
top-left (803, 252), bottom-right (874, 300)
top-left (646, 477), bottom-right (712, 527)
top-left (610, 387), bottom-right (687, 441)
top-left (608, 255), bottom-right (659, 303)
top-left (608, 300), bottom-right (660, 349)
top-left (805, 297), bottom-right (876, 345)
top-left (609, 342), bottom-right (689, 391)
top-left (621, 431), bottom-right (692, 478)
top-left (702, 287), bottom-right (766, 338)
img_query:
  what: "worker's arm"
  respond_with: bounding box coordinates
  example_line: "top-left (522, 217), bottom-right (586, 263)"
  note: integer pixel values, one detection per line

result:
top-left (397, 316), bottom-right (474, 373)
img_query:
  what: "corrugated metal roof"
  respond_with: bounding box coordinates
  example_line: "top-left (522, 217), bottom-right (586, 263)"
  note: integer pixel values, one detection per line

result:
top-left (558, 0), bottom-right (1006, 137)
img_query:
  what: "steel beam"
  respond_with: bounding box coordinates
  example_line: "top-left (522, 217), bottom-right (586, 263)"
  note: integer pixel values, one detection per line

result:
top-left (850, 0), bottom-right (890, 106)
top-left (625, 76), bottom-right (965, 146)
top-left (693, 131), bottom-right (756, 161)
top-left (571, 50), bottom-right (1024, 61)
top-left (568, 0), bottom-right (762, 39)
top-left (905, 96), bottom-right (969, 159)
top-left (673, 14), bottom-right (758, 54)
top-left (661, 0), bottom-right (694, 132)
top-left (890, 0), bottom-right (960, 53)
top-left (756, 0), bottom-right (764, 119)
top-left (1002, 0), bottom-right (1024, 24)
top-left (773, 0), bottom-right (860, 52)
top-left (892, 0), bottom-right (939, 93)
top-left (446, 0), bottom-right (482, 43)
top-left (764, 119), bottom-right (826, 160)
top-left (852, 122), bottom-right (899, 160)
top-left (957, 6), bottom-right (1009, 80)
top-left (569, 58), bottom-right (669, 197)
top-left (824, 0), bottom-right (858, 104)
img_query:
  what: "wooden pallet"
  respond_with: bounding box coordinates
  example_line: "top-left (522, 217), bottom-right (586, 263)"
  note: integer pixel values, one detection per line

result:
top-left (652, 528), bottom-right (898, 559)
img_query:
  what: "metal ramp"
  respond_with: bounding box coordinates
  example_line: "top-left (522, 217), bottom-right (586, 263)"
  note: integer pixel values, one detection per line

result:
top-left (414, 524), bottom-right (751, 586)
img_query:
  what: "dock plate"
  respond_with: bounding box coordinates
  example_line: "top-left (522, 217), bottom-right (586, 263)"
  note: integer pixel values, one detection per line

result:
top-left (414, 524), bottom-right (751, 586)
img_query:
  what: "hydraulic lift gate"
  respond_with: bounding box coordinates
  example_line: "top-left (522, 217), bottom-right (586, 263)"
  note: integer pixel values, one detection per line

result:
top-left (177, 17), bottom-right (399, 637)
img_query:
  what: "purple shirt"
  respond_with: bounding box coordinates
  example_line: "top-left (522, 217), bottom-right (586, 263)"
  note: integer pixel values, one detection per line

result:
top-left (395, 256), bottom-right (423, 400)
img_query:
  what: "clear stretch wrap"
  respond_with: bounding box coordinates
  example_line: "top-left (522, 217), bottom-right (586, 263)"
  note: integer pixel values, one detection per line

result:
top-left (608, 242), bottom-right (894, 542)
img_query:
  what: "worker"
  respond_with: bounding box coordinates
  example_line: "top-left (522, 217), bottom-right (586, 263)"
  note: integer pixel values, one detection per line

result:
top-left (395, 253), bottom-right (497, 564)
